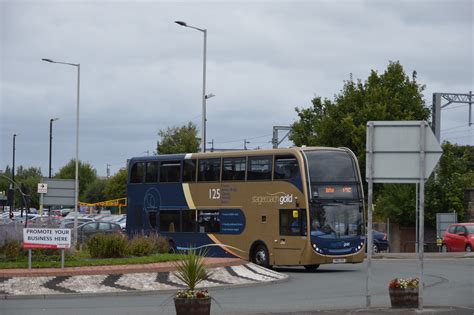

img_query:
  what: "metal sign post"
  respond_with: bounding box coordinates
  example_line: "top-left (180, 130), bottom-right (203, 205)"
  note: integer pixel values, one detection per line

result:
top-left (365, 121), bottom-right (442, 311)
top-left (418, 121), bottom-right (426, 310)
top-left (365, 122), bottom-right (375, 308)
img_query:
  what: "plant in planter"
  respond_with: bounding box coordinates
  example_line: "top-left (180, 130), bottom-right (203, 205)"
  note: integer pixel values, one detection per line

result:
top-left (173, 248), bottom-right (212, 315)
top-left (388, 277), bottom-right (419, 308)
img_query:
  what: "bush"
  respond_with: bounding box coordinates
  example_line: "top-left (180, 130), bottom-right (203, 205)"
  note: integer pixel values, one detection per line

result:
top-left (0, 239), bottom-right (24, 261)
top-left (127, 234), bottom-right (170, 256)
top-left (127, 235), bottom-right (155, 257)
top-left (87, 234), bottom-right (128, 258)
top-left (148, 233), bottom-right (170, 254)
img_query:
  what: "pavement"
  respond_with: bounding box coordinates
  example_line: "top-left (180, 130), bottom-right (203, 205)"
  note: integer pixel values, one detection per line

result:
top-left (1, 253), bottom-right (473, 315)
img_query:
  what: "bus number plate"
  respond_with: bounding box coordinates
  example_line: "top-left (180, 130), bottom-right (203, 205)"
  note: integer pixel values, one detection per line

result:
top-left (332, 258), bottom-right (346, 264)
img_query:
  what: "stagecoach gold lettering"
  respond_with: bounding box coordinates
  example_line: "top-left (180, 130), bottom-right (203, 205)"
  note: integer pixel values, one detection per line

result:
top-left (252, 193), bottom-right (294, 205)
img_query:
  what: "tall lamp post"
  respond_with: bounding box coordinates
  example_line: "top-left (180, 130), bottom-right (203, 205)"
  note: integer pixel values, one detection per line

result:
top-left (11, 134), bottom-right (17, 212)
top-left (49, 118), bottom-right (59, 178)
top-left (12, 134), bottom-right (17, 183)
top-left (42, 58), bottom-right (80, 245)
top-left (175, 20), bottom-right (209, 152)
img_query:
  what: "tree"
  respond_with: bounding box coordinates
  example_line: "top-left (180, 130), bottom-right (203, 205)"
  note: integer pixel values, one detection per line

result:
top-left (290, 61), bottom-right (430, 181)
top-left (104, 168), bottom-right (127, 200)
top-left (12, 166), bottom-right (43, 209)
top-left (55, 159), bottom-right (97, 200)
top-left (83, 178), bottom-right (108, 203)
top-left (156, 122), bottom-right (200, 154)
top-left (425, 143), bottom-right (474, 226)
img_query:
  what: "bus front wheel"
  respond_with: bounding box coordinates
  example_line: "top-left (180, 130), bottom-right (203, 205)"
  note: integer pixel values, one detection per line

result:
top-left (252, 244), bottom-right (269, 268)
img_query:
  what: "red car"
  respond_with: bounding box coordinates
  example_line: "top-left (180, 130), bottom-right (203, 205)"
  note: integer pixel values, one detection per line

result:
top-left (442, 223), bottom-right (474, 252)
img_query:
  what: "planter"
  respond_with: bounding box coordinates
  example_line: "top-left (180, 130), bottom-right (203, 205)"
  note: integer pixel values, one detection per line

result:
top-left (389, 288), bottom-right (419, 308)
top-left (174, 297), bottom-right (211, 315)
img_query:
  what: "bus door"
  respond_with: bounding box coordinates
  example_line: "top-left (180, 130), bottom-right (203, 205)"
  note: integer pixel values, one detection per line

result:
top-left (273, 209), bottom-right (307, 265)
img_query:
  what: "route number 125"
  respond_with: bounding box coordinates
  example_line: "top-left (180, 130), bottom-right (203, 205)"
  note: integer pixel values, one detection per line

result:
top-left (209, 188), bottom-right (221, 200)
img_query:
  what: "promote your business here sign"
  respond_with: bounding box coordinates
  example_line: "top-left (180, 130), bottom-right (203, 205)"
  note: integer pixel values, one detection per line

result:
top-left (23, 228), bottom-right (71, 249)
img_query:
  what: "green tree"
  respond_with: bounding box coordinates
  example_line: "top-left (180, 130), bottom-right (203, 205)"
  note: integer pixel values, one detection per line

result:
top-left (83, 178), bottom-right (108, 203)
top-left (156, 122), bottom-right (200, 154)
top-left (425, 143), bottom-right (474, 226)
top-left (104, 168), bottom-right (127, 200)
top-left (55, 159), bottom-right (97, 200)
top-left (290, 61), bottom-right (430, 181)
top-left (0, 166), bottom-right (12, 193)
top-left (13, 166), bottom-right (43, 209)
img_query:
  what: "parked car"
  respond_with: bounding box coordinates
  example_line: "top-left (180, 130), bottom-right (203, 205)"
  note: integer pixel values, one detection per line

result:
top-left (77, 221), bottom-right (123, 243)
top-left (442, 223), bottom-right (474, 252)
top-left (111, 215), bottom-right (126, 230)
top-left (59, 217), bottom-right (95, 228)
top-left (371, 230), bottom-right (389, 253)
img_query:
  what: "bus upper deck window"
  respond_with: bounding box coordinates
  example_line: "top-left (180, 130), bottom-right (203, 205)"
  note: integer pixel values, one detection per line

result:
top-left (183, 159), bottom-right (197, 182)
top-left (131, 162), bottom-right (145, 183)
top-left (198, 158), bottom-right (221, 182)
top-left (247, 156), bottom-right (272, 180)
top-left (222, 157), bottom-right (246, 181)
top-left (274, 156), bottom-right (299, 180)
top-left (160, 162), bottom-right (181, 182)
top-left (145, 162), bottom-right (158, 183)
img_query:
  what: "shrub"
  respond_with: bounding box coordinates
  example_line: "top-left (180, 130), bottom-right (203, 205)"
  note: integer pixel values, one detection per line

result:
top-left (87, 234), bottom-right (128, 258)
top-left (148, 233), bottom-right (170, 254)
top-left (127, 234), bottom-right (170, 256)
top-left (0, 239), bottom-right (24, 261)
top-left (127, 235), bottom-right (155, 257)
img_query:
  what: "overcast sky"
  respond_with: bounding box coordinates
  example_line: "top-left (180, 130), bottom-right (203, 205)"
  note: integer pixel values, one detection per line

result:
top-left (1, 0), bottom-right (472, 178)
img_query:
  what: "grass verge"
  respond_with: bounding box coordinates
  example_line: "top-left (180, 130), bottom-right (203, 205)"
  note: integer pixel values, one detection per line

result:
top-left (0, 253), bottom-right (181, 269)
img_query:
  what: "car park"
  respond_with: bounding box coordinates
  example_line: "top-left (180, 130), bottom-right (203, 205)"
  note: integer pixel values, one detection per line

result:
top-left (442, 223), bottom-right (474, 252)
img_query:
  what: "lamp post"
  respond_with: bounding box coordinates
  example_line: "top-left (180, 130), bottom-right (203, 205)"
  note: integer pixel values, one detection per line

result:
top-left (49, 118), bottom-right (59, 178)
top-left (11, 134), bottom-right (17, 212)
top-left (175, 20), bottom-right (209, 152)
top-left (12, 134), bottom-right (17, 183)
top-left (42, 58), bottom-right (80, 245)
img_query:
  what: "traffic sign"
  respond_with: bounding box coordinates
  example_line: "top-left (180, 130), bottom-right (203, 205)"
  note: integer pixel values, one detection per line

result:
top-left (366, 121), bottom-right (443, 183)
top-left (37, 183), bottom-right (48, 194)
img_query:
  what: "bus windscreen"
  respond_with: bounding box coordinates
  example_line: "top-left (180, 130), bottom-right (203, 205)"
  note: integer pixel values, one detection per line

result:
top-left (304, 150), bottom-right (356, 183)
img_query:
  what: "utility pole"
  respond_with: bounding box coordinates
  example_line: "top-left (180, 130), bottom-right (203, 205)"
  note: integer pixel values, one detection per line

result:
top-left (272, 126), bottom-right (291, 148)
top-left (432, 91), bottom-right (473, 141)
top-left (207, 139), bottom-right (214, 152)
top-left (244, 139), bottom-right (250, 150)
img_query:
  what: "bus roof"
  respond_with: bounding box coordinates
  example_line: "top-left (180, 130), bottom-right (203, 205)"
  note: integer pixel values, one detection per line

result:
top-left (129, 147), bottom-right (351, 163)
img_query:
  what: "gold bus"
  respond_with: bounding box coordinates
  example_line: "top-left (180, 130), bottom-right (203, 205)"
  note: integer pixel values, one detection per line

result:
top-left (126, 147), bottom-right (365, 270)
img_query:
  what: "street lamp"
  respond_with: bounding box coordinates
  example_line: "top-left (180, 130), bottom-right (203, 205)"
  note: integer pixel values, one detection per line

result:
top-left (42, 58), bottom-right (80, 245)
top-left (12, 134), bottom-right (17, 183)
top-left (11, 134), bottom-right (17, 211)
top-left (49, 118), bottom-right (59, 178)
top-left (175, 20), bottom-right (209, 152)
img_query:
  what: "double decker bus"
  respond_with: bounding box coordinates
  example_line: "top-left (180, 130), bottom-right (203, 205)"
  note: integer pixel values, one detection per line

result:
top-left (126, 147), bottom-right (365, 270)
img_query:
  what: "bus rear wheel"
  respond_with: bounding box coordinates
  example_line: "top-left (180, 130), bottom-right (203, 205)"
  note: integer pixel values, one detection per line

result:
top-left (304, 264), bottom-right (320, 272)
top-left (252, 244), bottom-right (270, 268)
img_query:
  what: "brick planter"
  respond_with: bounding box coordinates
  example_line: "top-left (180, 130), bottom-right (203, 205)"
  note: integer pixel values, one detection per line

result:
top-left (389, 288), bottom-right (419, 308)
top-left (174, 297), bottom-right (211, 315)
